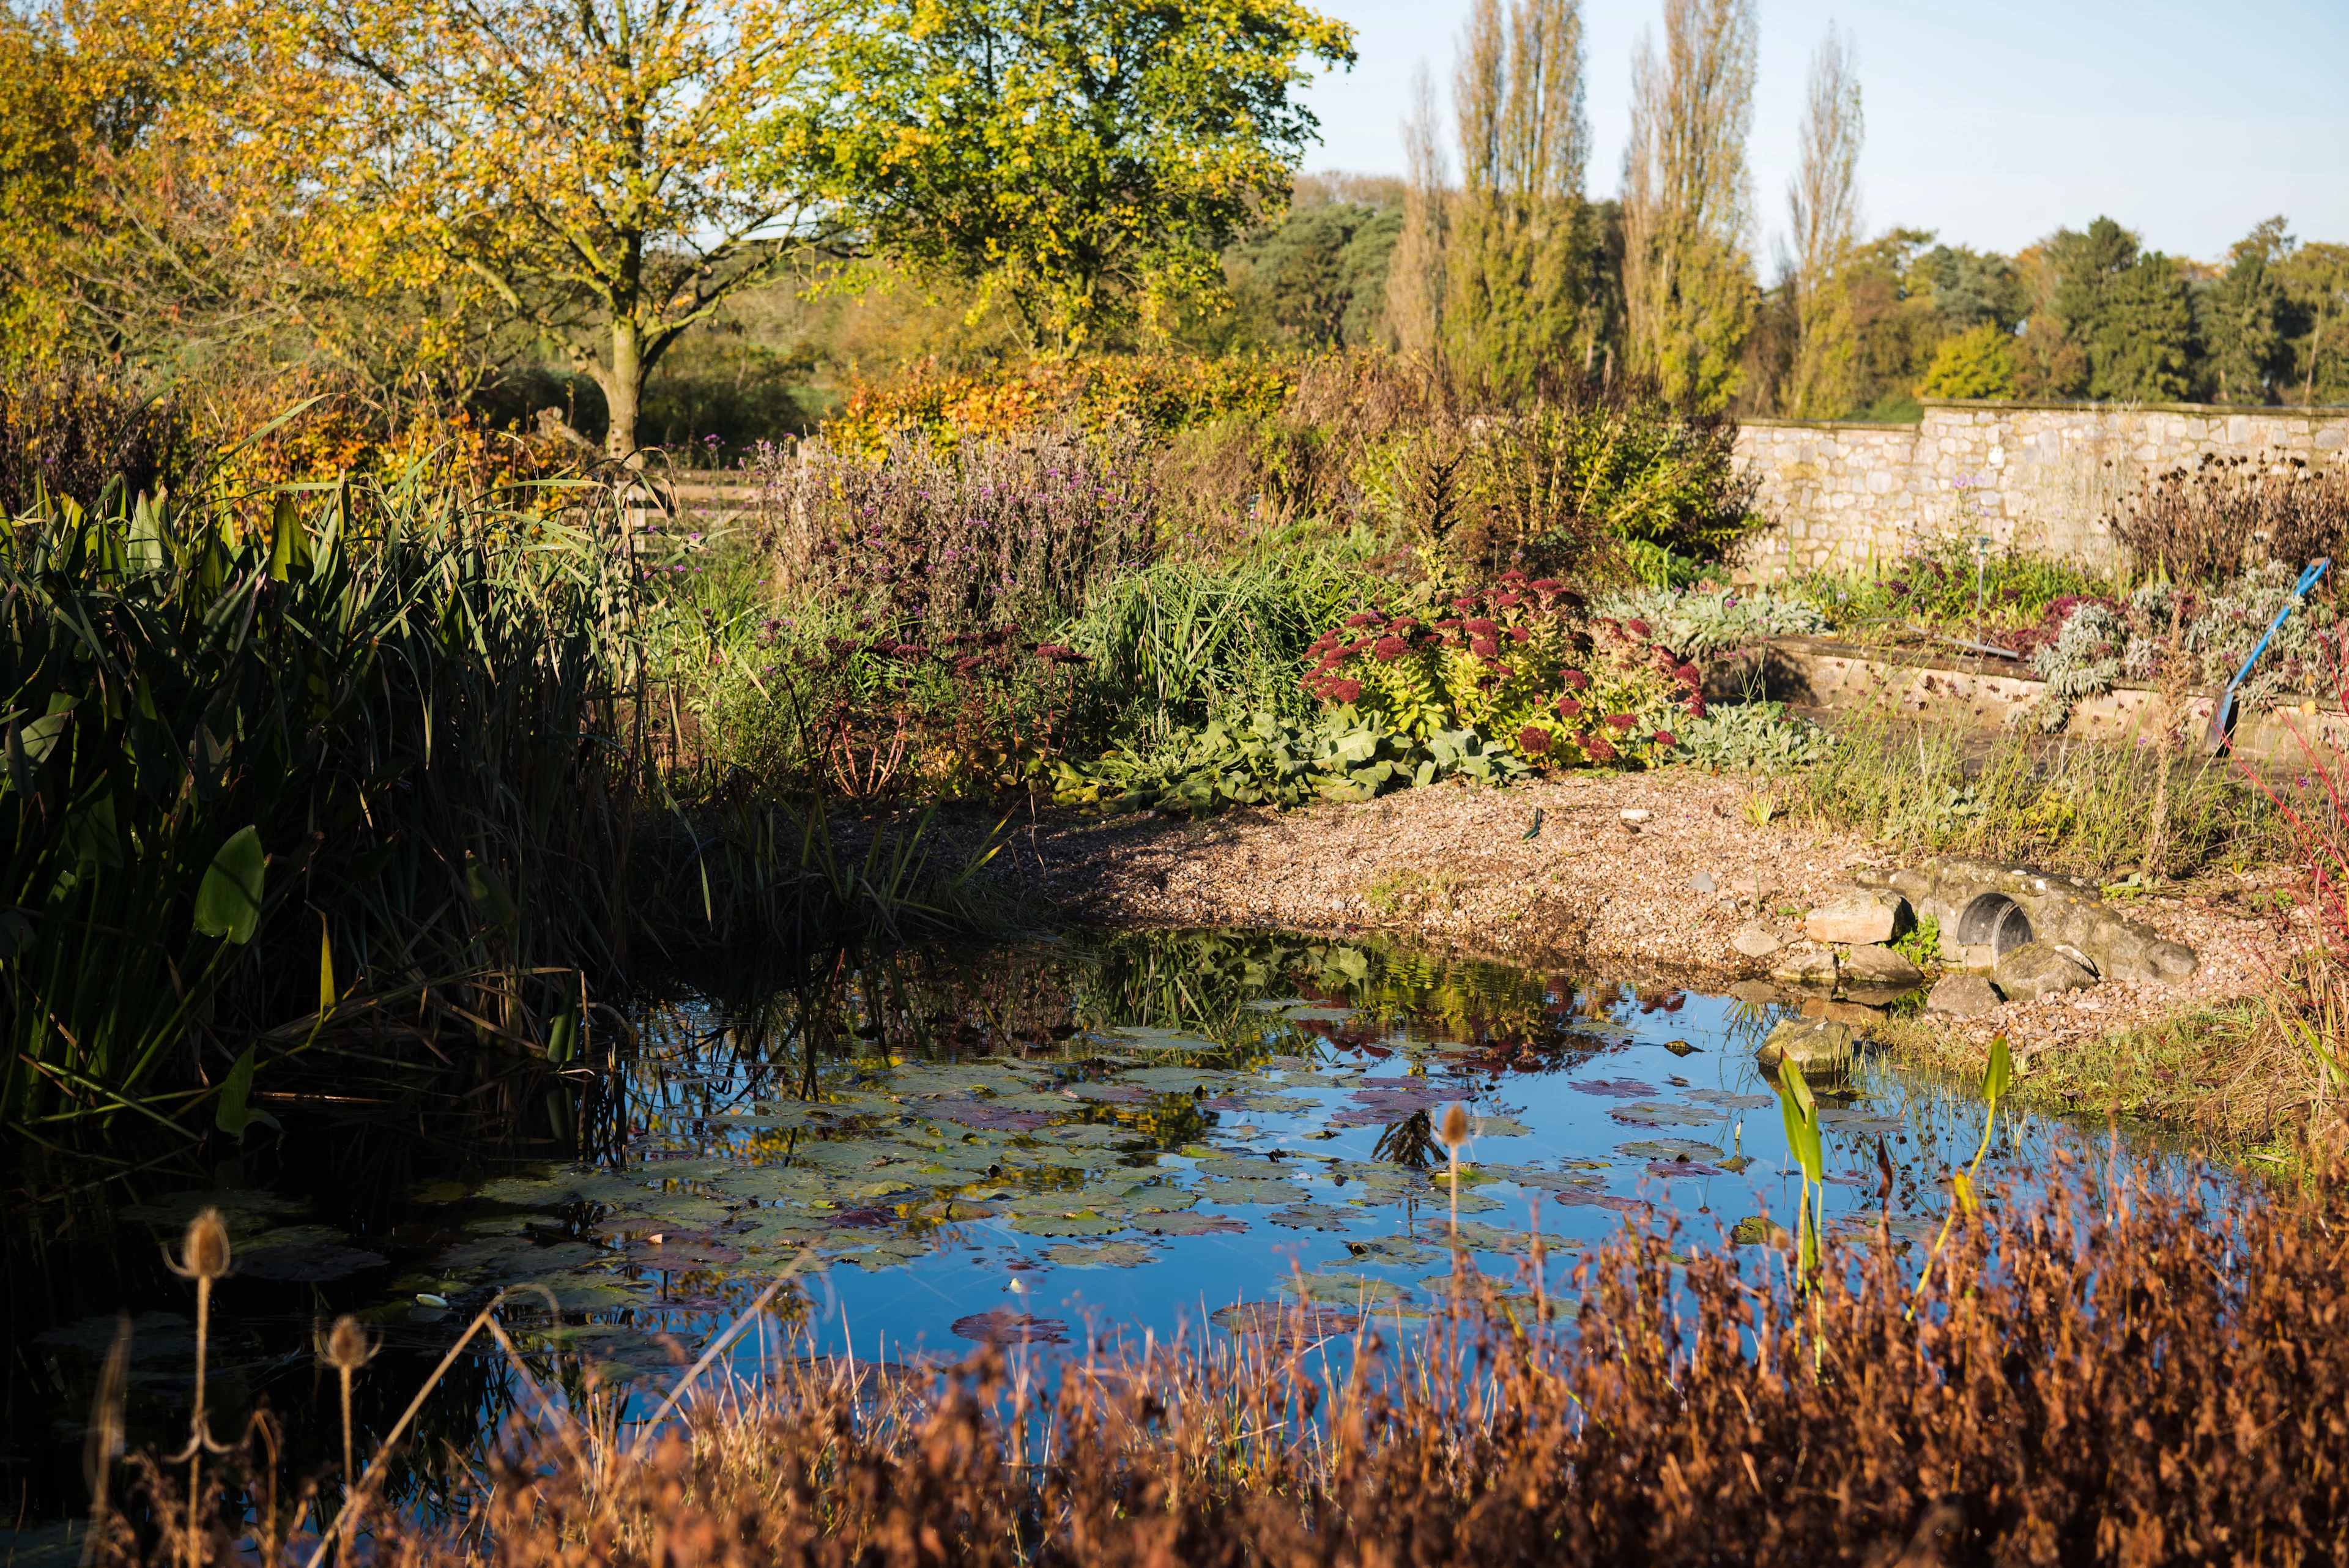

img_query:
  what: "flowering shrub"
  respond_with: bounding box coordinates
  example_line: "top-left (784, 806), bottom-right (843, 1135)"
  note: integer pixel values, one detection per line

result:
top-left (1298, 571), bottom-right (1703, 767)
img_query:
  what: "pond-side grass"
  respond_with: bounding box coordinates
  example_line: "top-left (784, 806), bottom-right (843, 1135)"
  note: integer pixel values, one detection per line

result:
top-left (102, 1152), bottom-right (2349, 1566)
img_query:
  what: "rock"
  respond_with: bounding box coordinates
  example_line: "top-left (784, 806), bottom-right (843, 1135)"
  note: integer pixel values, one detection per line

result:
top-left (1732, 924), bottom-right (1784, 957)
top-left (1841, 983), bottom-right (1923, 1009)
top-left (1727, 980), bottom-right (1781, 1005)
top-left (1620, 809), bottom-right (1652, 822)
top-left (1757, 1018), bottom-right (1856, 1069)
top-left (1994, 942), bottom-right (2097, 1000)
top-left (1803, 889), bottom-right (1910, 946)
top-left (1839, 943), bottom-right (1924, 989)
top-left (1926, 973), bottom-right (2005, 1017)
top-left (1688, 871), bottom-right (1718, 893)
top-left (1800, 997), bottom-right (1892, 1026)
top-left (1770, 948), bottom-right (1838, 986)
top-left (1847, 856), bottom-right (2198, 984)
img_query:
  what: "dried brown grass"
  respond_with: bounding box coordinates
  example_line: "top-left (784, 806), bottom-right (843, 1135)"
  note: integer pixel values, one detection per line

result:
top-left (96, 1151), bottom-right (2349, 1568)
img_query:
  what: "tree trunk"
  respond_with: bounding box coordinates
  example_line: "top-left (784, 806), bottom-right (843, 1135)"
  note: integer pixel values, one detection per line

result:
top-left (604, 319), bottom-right (644, 463)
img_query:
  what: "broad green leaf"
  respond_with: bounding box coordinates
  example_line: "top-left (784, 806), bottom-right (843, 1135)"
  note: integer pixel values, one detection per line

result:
top-left (1983, 1033), bottom-right (2012, 1105)
top-left (193, 827), bottom-right (267, 944)
top-left (467, 857), bottom-right (518, 927)
top-left (64, 793), bottom-right (122, 868)
top-left (215, 1047), bottom-right (282, 1142)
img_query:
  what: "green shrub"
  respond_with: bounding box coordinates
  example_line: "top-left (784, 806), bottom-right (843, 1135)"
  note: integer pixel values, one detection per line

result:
top-left (1669, 700), bottom-right (1833, 772)
top-left (1299, 573), bottom-right (1702, 767)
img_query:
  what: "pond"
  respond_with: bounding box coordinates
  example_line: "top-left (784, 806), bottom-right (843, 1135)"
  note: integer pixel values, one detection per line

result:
top-left (1, 927), bottom-right (2230, 1529)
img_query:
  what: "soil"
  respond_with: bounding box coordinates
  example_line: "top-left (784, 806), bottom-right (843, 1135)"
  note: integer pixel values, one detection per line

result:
top-left (989, 768), bottom-right (2315, 1063)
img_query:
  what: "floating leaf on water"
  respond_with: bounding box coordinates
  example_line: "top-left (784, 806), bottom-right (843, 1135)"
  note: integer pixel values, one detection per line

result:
top-left (1067, 1083), bottom-right (1157, 1104)
top-left (1474, 1115), bottom-right (1532, 1138)
top-left (1280, 1006), bottom-right (1357, 1023)
top-left (1266, 1205), bottom-right (1357, 1232)
top-left (1548, 1191), bottom-right (1646, 1212)
top-left (519, 1282), bottom-right (648, 1311)
top-left (1343, 1235), bottom-right (1438, 1266)
top-left (625, 1239), bottom-right (744, 1269)
top-left (1475, 1164), bottom-right (1601, 1193)
top-left (1609, 1102), bottom-right (1727, 1128)
top-left (1661, 1039), bottom-right (1701, 1057)
top-left (1642, 1160), bottom-right (1728, 1180)
top-left (118, 1189), bottom-right (307, 1226)
top-left (1195, 1178), bottom-right (1310, 1206)
top-left (474, 1175), bottom-right (579, 1206)
top-left (1035, 1123), bottom-right (1141, 1148)
top-left (1210, 1301), bottom-right (1362, 1342)
top-left (1282, 1271), bottom-right (1408, 1307)
top-left (1135, 1211), bottom-right (1248, 1236)
top-left (952, 1309), bottom-right (1069, 1346)
top-left (237, 1244), bottom-right (388, 1282)
top-left (33, 1311), bottom-right (192, 1359)
top-left (934, 1104), bottom-right (1052, 1132)
top-left (1617, 1140), bottom-right (1724, 1161)
top-left (1684, 1090), bottom-right (1774, 1109)
top-left (1729, 1216), bottom-right (1791, 1248)
top-left (1817, 1110), bottom-right (1904, 1134)
top-left (1571, 1077), bottom-right (1660, 1100)
top-left (408, 1178), bottom-right (469, 1205)
top-left (1044, 1241), bottom-right (1159, 1268)
top-left (1105, 1026), bottom-right (1217, 1051)
top-left (1008, 1212), bottom-right (1125, 1238)
top-left (1242, 998), bottom-right (1308, 1013)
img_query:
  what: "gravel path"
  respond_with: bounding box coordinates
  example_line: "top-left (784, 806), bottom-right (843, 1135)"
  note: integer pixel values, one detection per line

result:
top-left (998, 769), bottom-right (2312, 1054)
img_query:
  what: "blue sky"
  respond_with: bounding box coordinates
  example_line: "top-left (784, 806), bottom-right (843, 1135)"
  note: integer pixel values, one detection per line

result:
top-left (1294, 0), bottom-right (2349, 266)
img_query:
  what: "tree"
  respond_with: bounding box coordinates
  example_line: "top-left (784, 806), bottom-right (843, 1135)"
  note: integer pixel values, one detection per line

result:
top-left (812, 0), bottom-right (1354, 354)
top-left (1779, 24), bottom-right (1860, 419)
top-left (299, 0), bottom-right (845, 458)
top-left (1439, 0), bottom-right (1595, 390)
top-left (1222, 199), bottom-right (1400, 349)
top-left (2200, 215), bottom-right (2290, 404)
top-left (1917, 323), bottom-right (2017, 399)
top-left (1620, 0), bottom-right (1759, 413)
top-left (1382, 63), bottom-right (1449, 357)
top-left (2276, 242), bottom-right (2349, 406)
top-left (2047, 216), bottom-right (2195, 403)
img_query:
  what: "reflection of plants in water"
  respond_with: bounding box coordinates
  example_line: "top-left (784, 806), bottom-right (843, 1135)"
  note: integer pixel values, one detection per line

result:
top-left (1373, 1109), bottom-right (1440, 1170)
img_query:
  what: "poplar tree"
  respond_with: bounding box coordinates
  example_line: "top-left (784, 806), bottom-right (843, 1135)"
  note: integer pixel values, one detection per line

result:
top-left (1382, 64), bottom-right (1449, 359)
top-left (1438, 0), bottom-right (1590, 392)
top-left (2201, 217), bottom-right (2290, 405)
top-left (1779, 26), bottom-right (1861, 419)
top-left (1620, 0), bottom-right (1759, 413)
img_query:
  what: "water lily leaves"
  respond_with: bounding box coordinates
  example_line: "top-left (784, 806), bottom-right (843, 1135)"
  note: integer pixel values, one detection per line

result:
top-left (119, 1189), bottom-right (307, 1227)
top-left (1280, 1270), bottom-right (1407, 1307)
top-left (1474, 1116), bottom-right (1533, 1138)
top-left (1135, 1211), bottom-right (1248, 1236)
top-left (1817, 1110), bottom-right (1904, 1134)
top-left (626, 1239), bottom-right (744, 1269)
top-left (1572, 1077), bottom-right (1660, 1099)
top-left (1685, 1090), bottom-right (1775, 1109)
top-left (1280, 1006), bottom-right (1357, 1023)
top-left (1009, 1212), bottom-right (1124, 1237)
top-left (519, 1280), bottom-right (647, 1311)
top-left (237, 1244), bottom-right (388, 1282)
top-left (1266, 1205), bottom-right (1357, 1231)
top-left (1644, 1159), bottom-right (1728, 1180)
top-left (1729, 1216), bottom-right (1791, 1248)
top-left (1033, 1123), bottom-right (1140, 1148)
top-left (1211, 1301), bottom-right (1362, 1342)
top-left (34, 1311), bottom-right (195, 1359)
top-left (1343, 1235), bottom-right (1438, 1266)
top-left (952, 1309), bottom-right (1068, 1346)
top-left (1196, 1178), bottom-right (1309, 1206)
top-left (1104, 1025), bottom-right (1215, 1052)
top-left (1544, 1191), bottom-right (1646, 1212)
top-left (1617, 1140), bottom-right (1723, 1161)
top-left (1609, 1102), bottom-right (1727, 1128)
top-left (192, 827), bottom-right (266, 943)
top-left (1044, 1241), bottom-right (1159, 1268)
top-left (475, 1174), bottom-right (582, 1206)
top-left (935, 1104), bottom-right (1052, 1132)
top-left (1476, 1163), bottom-right (1601, 1192)
top-left (214, 1047), bottom-right (281, 1142)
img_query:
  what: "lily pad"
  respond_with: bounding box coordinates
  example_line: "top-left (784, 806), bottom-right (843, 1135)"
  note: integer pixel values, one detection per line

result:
top-left (1617, 1139), bottom-right (1724, 1161)
top-left (1342, 1235), bottom-right (1438, 1266)
top-left (1280, 1006), bottom-right (1358, 1023)
top-left (1643, 1159), bottom-right (1728, 1180)
top-left (1196, 1178), bottom-right (1310, 1206)
top-left (1609, 1102), bottom-right (1727, 1128)
top-left (1211, 1301), bottom-right (1362, 1341)
top-left (1043, 1241), bottom-right (1159, 1268)
top-left (1008, 1212), bottom-right (1126, 1238)
top-left (1281, 1270), bottom-right (1408, 1307)
top-left (1135, 1211), bottom-right (1248, 1236)
top-left (1570, 1078), bottom-right (1660, 1099)
top-left (1266, 1205), bottom-right (1357, 1232)
top-left (952, 1309), bottom-right (1069, 1346)
top-left (1684, 1090), bottom-right (1775, 1109)
top-left (237, 1244), bottom-right (388, 1282)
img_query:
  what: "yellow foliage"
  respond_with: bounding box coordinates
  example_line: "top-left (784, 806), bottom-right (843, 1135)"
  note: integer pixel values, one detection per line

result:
top-left (822, 355), bottom-right (1301, 459)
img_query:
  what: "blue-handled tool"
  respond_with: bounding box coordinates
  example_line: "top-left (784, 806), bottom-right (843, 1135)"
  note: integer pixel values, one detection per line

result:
top-left (2203, 557), bottom-right (2330, 753)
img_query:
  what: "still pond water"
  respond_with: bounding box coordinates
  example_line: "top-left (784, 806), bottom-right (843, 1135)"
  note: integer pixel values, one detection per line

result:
top-left (3, 927), bottom-right (2226, 1526)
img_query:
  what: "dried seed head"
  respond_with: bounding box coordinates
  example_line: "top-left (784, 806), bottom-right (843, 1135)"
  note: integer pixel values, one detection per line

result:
top-left (321, 1314), bottom-right (375, 1373)
top-left (176, 1209), bottom-right (232, 1282)
top-left (1439, 1104), bottom-right (1471, 1150)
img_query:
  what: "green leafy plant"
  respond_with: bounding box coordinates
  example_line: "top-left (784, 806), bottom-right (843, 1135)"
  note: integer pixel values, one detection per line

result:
top-left (1892, 912), bottom-right (1941, 970)
top-left (1669, 700), bottom-right (1832, 772)
top-left (1300, 573), bottom-right (1702, 768)
top-left (1774, 1056), bottom-right (1825, 1284)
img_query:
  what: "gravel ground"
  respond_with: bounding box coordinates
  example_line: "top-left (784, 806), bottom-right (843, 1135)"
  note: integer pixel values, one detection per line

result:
top-left (995, 768), bottom-right (2314, 1060)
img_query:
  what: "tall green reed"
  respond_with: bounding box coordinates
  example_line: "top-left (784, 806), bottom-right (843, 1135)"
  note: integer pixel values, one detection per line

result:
top-left (0, 466), bottom-right (642, 1125)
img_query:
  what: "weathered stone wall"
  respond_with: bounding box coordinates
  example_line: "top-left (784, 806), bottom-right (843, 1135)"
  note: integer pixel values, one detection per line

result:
top-left (1732, 399), bottom-right (2349, 579)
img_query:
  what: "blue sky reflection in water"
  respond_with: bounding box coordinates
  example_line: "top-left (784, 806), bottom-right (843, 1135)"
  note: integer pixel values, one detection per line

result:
top-left (558, 929), bottom-right (2222, 1372)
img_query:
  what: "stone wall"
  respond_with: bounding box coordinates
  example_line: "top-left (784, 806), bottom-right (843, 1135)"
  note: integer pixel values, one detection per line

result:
top-left (1732, 399), bottom-right (2349, 579)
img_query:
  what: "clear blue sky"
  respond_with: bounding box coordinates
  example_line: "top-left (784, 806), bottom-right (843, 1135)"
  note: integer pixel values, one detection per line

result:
top-left (1294, 0), bottom-right (2349, 266)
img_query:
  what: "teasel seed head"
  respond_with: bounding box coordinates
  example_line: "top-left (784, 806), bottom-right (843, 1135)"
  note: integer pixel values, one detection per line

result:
top-left (1439, 1104), bottom-right (1471, 1151)
top-left (172, 1209), bottom-right (232, 1283)
top-left (319, 1313), bottom-right (376, 1373)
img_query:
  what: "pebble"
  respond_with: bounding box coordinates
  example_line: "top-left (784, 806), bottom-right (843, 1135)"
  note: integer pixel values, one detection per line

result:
top-left (1688, 871), bottom-right (1718, 892)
